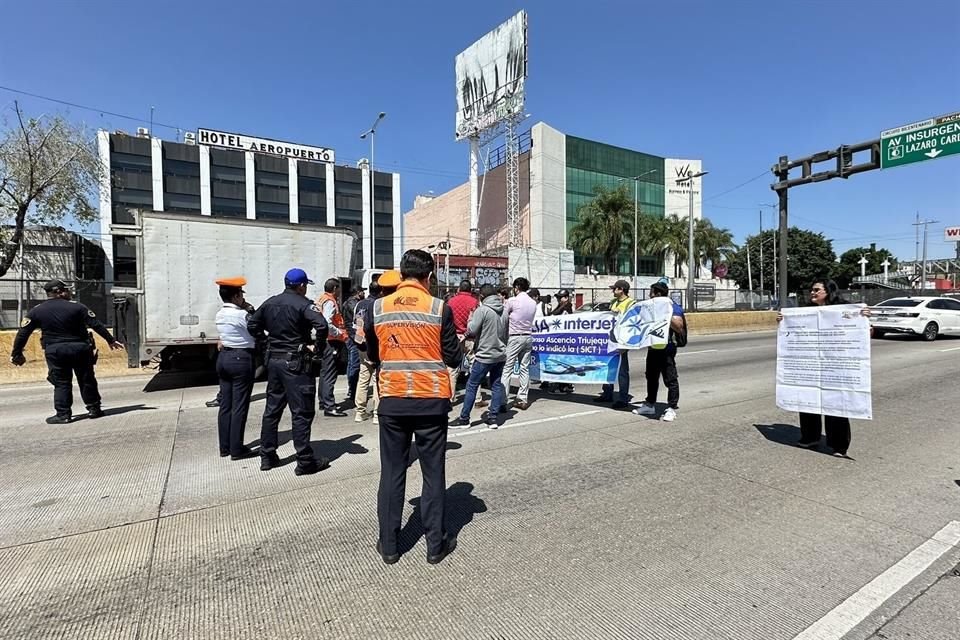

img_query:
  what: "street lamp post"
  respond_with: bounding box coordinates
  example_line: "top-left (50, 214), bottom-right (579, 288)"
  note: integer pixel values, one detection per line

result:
top-left (360, 112), bottom-right (386, 269)
top-left (677, 171), bottom-right (707, 311)
top-left (619, 168), bottom-right (657, 288)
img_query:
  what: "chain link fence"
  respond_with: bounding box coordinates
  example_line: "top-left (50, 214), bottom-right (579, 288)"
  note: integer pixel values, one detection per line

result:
top-left (0, 279), bottom-right (114, 330)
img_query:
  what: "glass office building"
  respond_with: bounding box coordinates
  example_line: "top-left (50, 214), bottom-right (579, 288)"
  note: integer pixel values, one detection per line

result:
top-left (565, 136), bottom-right (666, 275)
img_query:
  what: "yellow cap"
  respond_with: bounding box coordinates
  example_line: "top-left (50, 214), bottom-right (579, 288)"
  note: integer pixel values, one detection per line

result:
top-left (378, 270), bottom-right (402, 287)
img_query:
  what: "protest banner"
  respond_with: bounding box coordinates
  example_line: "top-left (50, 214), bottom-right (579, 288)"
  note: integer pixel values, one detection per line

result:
top-left (530, 312), bottom-right (620, 384)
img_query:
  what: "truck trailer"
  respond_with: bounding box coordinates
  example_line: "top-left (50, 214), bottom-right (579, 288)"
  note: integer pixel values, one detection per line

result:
top-left (112, 210), bottom-right (356, 370)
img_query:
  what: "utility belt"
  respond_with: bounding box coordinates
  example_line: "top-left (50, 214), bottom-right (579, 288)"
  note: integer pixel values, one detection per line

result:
top-left (222, 346), bottom-right (255, 353)
top-left (266, 344), bottom-right (322, 376)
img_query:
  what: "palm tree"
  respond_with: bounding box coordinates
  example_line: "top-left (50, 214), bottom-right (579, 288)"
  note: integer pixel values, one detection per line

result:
top-left (694, 219), bottom-right (736, 277)
top-left (568, 185), bottom-right (634, 274)
top-left (660, 215), bottom-right (690, 278)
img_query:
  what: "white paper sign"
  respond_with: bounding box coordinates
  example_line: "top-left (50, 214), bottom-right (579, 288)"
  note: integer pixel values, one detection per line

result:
top-left (776, 305), bottom-right (872, 420)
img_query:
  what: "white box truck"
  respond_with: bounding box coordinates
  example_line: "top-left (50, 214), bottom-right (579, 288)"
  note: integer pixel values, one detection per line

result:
top-left (112, 211), bottom-right (356, 369)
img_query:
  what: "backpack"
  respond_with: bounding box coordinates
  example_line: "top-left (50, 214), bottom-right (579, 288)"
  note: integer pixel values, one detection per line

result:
top-left (673, 315), bottom-right (688, 348)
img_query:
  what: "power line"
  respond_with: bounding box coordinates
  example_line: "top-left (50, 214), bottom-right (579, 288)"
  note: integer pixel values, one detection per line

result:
top-left (0, 84), bottom-right (183, 131)
top-left (702, 170), bottom-right (769, 202)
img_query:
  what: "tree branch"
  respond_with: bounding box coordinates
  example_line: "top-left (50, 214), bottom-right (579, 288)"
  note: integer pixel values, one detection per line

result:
top-left (34, 142), bottom-right (84, 195)
top-left (0, 202), bottom-right (28, 278)
top-left (14, 101), bottom-right (36, 195)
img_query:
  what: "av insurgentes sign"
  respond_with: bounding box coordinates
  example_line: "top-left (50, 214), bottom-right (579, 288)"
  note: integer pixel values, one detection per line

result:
top-left (880, 111), bottom-right (960, 169)
top-left (197, 128), bottom-right (335, 163)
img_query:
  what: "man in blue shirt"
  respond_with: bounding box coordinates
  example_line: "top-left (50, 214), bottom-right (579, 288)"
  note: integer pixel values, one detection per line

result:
top-left (632, 278), bottom-right (686, 422)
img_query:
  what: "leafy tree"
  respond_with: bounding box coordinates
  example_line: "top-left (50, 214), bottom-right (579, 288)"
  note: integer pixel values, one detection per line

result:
top-left (834, 246), bottom-right (898, 287)
top-left (0, 103), bottom-right (102, 277)
top-left (694, 218), bottom-right (736, 278)
top-left (568, 184), bottom-right (634, 274)
top-left (727, 227), bottom-right (837, 295)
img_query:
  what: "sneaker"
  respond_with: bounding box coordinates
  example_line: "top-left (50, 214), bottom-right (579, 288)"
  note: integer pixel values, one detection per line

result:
top-left (632, 402), bottom-right (656, 416)
top-left (45, 415), bottom-right (72, 425)
top-left (354, 411), bottom-right (369, 423)
top-left (796, 439), bottom-right (820, 449)
top-left (660, 408), bottom-right (677, 422)
top-left (372, 414), bottom-right (379, 425)
top-left (448, 417), bottom-right (471, 429)
top-left (486, 421), bottom-right (499, 430)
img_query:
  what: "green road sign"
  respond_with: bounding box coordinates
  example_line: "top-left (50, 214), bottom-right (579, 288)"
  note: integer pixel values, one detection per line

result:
top-left (881, 111), bottom-right (960, 169)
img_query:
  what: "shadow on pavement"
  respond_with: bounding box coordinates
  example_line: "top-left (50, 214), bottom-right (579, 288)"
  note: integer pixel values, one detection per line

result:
top-left (311, 433), bottom-right (369, 463)
top-left (754, 423), bottom-right (842, 458)
top-left (398, 481), bottom-right (487, 555)
top-left (71, 404), bottom-right (157, 421)
top-left (142, 370), bottom-right (216, 393)
top-left (954, 480), bottom-right (960, 489)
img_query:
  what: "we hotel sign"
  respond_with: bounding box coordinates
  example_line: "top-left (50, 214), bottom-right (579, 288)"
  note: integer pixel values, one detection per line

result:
top-left (197, 128), bottom-right (335, 163)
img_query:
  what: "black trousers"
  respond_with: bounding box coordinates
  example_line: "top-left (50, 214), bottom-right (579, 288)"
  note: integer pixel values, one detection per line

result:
top-left (260, 358), bottom-right (316, 464)
top-left (377, 413), bottom-right (448, 556)
top-left (799, 412), bottom-right (851, 454)
top-left (645, 347), bottom-right (679, 409)
top-left (216, 349), bottom-right (255, 456)
top-left (318, 342), bottom-right (340, 411)
top-left (45, 341), bottom-right (101, 417)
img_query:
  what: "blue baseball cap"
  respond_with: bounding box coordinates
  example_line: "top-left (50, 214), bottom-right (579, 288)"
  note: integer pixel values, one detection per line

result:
top-left (284, 268), bottom-right (314, 286)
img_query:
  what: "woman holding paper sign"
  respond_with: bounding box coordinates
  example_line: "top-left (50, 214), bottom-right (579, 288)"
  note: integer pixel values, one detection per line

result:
top-left (777, 279), bottom-right (870, 458)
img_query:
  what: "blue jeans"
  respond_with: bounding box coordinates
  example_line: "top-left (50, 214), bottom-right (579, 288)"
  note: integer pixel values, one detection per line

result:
top-left (600, 350), bottom-right (630, 402)
top-left (345, 339), bottom-right (360, 402)
top-left (459, 360), bottom-right (506, 421)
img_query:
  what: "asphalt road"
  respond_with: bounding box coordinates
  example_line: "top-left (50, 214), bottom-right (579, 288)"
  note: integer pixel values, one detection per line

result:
top-left (1, 331), bottom-right (958, 639)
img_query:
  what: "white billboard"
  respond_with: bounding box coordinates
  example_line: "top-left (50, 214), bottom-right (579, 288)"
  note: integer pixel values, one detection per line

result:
top-left (664, 159), bottom-right (703, 222)
top-left (455, 11), bottom-right (528, 141)
top-left (946, 226), bottom-right (960, 242)
top-left (197, 128), bottom-right (334, 163)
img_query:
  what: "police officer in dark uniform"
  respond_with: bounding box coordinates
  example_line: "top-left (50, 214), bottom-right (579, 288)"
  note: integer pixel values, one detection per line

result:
top-left (9, 279), bottom-right (124, 424)
top-left (248, 268), bottom-right (330, 475)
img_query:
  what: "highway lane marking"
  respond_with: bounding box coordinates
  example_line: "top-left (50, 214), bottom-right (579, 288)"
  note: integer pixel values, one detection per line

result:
top-left (939, 346), bottom-right (960, 352)
top-left (448, 409), bottom-right (604, 438)
top-left (792, 519), bottom-right (960, 640)
top-left (681, 349), bottom-right (719, 355)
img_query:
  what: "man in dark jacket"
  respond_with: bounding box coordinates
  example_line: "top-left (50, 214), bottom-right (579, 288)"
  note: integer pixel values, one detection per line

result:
top-left (10, 279), bottom-right (124, 423)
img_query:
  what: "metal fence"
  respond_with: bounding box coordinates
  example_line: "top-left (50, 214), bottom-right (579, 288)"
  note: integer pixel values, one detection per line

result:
top-left (0, 279), bottom-right (114, 330)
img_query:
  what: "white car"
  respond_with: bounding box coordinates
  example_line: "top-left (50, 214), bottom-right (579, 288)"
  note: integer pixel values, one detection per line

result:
top-left (869, 296), bottom-right (960, 341)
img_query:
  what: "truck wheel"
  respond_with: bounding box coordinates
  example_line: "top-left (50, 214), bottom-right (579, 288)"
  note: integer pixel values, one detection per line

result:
top-left (922, 322), bottom-right (939, 342)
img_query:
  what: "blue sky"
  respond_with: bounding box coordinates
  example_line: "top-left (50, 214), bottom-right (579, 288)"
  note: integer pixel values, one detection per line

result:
top-left (2, 0), bottom-right (958, 261)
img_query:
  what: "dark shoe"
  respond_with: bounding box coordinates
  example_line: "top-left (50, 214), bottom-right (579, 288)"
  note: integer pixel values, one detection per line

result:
top-left (294, 457), bottom-right (330, 475)
top-left (514, 400), bottom-right (529, 410)
top-left (205, 399), bottom-right (220, 408)
top-left (260, 453), bottom-right (281, 471)
top-left (87, 406), bottom-right (104, 419)
top-left (45, 415), bottom-right (72, 425)
top-left (831, 450), bottom-right (849, 459)
top-left (219, 450), bottom-right (230, 458)
top-left (593, 396), bottom-right (612, 403)
top-left (230, 447), bottom-right (258, 461)
top-left (611, 401), bottom-right (630, 410)
top-left (376, 540), bottom-right (400, 565)
top-left (324, 409), bottom-right (349, 418)
top-left (796, 439), bottom-right (820, 449)
top-left (427, 538), bottom-right (457, 565)
top-left (448, 417), bottom-right (471, 429)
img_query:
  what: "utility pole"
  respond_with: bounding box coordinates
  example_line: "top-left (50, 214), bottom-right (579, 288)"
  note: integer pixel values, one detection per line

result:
top-left (772, 228), bottom-right (778, 305)
top-left (677, 171), bottom-right (708, 311)
top-left (445, 231), bottom-right (451, 290)
top-left (913, 218), bottom-right (939, 292)
top-left (758, 211), bottom-right (764, 304)
top-left (746, 241), bottom-right (754, 309)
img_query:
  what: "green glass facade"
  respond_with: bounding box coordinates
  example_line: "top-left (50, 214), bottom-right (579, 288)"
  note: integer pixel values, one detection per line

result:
top-left (565, 136), bottom-right (665, 275)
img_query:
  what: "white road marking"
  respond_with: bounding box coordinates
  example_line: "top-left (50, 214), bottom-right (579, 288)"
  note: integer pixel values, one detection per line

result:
top-left (448, 409), bottom-right (605, 438)
top-left (939, 346), bottom-right (960, 352)
top-left (682, 349), bottom-right (719, 355)
top-left (792, 520), bottom-right (960, 640)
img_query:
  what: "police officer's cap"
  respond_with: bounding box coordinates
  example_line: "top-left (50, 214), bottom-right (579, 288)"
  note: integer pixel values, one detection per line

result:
top-left (284, 268), bottom-right (314, 287)
top-left (43, 279), bottom-right (68, 292)
top-left (378, 270), bottom-right (402, 287)
top-left (215, 276), bottom-right (247, 288)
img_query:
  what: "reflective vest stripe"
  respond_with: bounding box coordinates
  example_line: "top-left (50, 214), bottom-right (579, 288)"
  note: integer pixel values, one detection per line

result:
top-left (376, 311), bottom-right (443, 324)
top-left (380, 361), bottom-right (447, 371)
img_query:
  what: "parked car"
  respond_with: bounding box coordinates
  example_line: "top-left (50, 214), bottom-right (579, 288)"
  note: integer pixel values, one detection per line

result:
top-left (575, 302), bottom-right (611, 313)
top-left (869, 296), bottom-right (960, 341)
